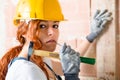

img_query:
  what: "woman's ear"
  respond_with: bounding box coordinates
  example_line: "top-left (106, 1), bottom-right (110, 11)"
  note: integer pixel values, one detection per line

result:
top-left (22, 34), bottom-right (27, 39)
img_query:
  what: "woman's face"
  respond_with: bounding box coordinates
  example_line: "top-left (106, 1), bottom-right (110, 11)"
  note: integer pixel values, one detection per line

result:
top-left (37, 20), bottom-right (59, 52)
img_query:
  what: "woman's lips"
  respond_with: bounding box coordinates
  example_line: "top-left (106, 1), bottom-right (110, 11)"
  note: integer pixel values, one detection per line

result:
top-left (46, 40), bottom-right (56, 43)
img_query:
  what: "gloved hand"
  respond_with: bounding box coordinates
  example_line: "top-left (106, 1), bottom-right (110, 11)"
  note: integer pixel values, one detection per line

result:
top-left (59, 43), bottom-right (80, 75)
top-left (86, 9), bottom-right (113, 42)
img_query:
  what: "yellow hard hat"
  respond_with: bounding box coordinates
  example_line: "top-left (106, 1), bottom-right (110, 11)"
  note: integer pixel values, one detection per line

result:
top-left (14, 0), bottom-right (64, 26)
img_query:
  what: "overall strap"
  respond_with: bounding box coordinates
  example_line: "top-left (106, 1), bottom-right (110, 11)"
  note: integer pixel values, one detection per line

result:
top-left (8, 57), bottom-right (28, 68)
top-left (44, 62), bottom-right (62, 80)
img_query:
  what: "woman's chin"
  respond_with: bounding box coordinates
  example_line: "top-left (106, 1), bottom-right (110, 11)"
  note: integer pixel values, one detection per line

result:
top-left (47, 45), bottom-right (56, 52)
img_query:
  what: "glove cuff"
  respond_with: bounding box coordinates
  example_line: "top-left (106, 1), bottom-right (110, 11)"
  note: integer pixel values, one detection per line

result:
top-left (86, 32), bottom-right (97, 43)
top-left (64, 74), bottom-right (80, 80)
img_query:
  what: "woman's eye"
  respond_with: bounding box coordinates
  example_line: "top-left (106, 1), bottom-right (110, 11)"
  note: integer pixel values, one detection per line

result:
top-left (53, 25), bottom-right (59, 29)
top-left (39, 24), bottom-right (46, 29)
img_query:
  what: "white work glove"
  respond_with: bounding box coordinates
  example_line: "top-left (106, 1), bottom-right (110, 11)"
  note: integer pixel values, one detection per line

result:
top-left (86, 9), bottom-right (113, 42)
top-left (59, 43), bottom-right (80, 75)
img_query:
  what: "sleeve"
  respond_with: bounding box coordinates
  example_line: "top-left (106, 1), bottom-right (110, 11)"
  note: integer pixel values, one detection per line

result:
top-left (6, 59), bottom-right (47, 80)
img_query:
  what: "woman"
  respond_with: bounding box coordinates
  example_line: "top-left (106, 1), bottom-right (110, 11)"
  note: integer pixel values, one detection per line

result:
top-left (0, 0), bottom-right (112, 80)
top-left (0, 0), bottom-right (80, 79)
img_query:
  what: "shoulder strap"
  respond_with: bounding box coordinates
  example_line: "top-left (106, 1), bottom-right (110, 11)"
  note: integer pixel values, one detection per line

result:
top-left (8, 57), bottom-right (28, 68)
top-left (44, 62), bottom-right (62, 80)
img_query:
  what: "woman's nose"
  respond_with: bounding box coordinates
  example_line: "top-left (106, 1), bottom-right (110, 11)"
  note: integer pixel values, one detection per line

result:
top-left (48, 27), bottom-right (54, 36)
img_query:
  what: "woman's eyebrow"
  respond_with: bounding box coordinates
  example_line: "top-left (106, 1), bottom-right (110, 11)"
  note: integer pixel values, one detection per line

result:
top-left (39, 20), bottom-right (59, 23)
top-left (40, 20), bottom-right (47, 23)
top-left (54, 21), bottom-right (59, 23)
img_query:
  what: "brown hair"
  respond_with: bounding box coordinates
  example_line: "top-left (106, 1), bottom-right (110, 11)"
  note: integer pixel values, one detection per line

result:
top-left (0, 20), bottom-right (50, 80)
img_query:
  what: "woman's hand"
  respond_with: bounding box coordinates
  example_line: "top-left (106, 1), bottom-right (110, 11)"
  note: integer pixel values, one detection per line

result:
top-left (59, 43), bottom-right (80, 80)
